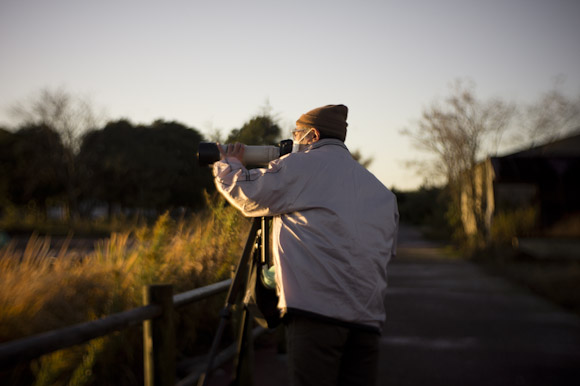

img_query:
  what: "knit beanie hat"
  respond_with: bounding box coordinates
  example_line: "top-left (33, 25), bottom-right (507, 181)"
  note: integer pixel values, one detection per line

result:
top-left (296, 104), bottom-right (348, 142)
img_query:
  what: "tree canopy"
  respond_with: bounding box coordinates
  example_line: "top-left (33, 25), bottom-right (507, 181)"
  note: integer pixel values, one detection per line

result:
top-left (1, 90), bottom-right (294, 221)
top-left (78, 119), bottom-right (212, 213)
top-left (226, 115), bottom-right (282, 145)
top-left (0, 125), bottom-right (67, 210)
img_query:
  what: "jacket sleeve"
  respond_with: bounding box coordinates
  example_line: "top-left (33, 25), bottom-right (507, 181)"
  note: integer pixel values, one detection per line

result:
top-left (391, 205), bottom-right (400, 258)
top-left (212, 156), bottom-right (300, 217)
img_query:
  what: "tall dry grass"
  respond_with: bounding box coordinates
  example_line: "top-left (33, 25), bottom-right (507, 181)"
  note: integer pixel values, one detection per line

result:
top-left (0, 195), bottom-right (250, 386)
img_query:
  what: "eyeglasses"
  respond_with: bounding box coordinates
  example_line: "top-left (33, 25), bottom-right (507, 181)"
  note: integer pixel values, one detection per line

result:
top-left (292, 128), bottom-right (310, 140)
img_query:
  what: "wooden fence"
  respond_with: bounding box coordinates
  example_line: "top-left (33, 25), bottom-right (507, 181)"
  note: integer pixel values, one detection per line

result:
top-left (0, 279), bottom-right (259, 386)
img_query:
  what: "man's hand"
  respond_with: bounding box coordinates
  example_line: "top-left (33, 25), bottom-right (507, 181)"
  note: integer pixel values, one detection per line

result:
top-left (218, 142), bottom-right (245, 164)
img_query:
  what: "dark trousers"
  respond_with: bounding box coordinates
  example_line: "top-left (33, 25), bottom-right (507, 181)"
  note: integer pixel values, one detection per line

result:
top-left (285, 314), bottom-right (380, 386)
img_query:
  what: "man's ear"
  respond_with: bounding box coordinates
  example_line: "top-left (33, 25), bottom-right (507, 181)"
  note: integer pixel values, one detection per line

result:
top-left (311, 128), bottom-right (320, 143)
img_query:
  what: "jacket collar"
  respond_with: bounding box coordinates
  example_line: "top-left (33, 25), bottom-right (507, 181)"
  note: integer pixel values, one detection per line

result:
top-left (308, 138), bottom-right (348, 152)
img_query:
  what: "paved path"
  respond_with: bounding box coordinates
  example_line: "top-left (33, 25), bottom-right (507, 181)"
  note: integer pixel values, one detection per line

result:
top-left (380, 226), bottom-right (580, 386)
top-left (207, 225), bottom-right (580, 385)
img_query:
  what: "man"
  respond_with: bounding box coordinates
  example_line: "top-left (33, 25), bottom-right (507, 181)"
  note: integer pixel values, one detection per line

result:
top-left (213, 104), bottom-right (398, 386)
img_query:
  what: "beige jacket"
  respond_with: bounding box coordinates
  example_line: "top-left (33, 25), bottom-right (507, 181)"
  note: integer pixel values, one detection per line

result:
top-left (213, 139), bottom-right (398, 330)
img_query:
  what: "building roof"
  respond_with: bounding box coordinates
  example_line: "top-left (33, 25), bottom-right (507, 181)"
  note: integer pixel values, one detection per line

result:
top-left (504, 130), bottom-right (580, 158)
top-left (490, 131), bottom-right (580, 183)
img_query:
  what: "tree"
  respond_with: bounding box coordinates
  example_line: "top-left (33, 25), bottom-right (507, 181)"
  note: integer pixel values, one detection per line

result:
top-left (10, 87), bottom-right (102, 152)
top-left (78, 119), bottom-right (213, 216)
top-left (0, 125), bottom-right (67, 213)
top-left (513, 79), bottom-right (580, 148)
top-left (226, 114), bottom-right (282, 145)
top-left (146, 120), bottom-right (214, 209)
top-left (402, 79), bottom-right (515, 241)
top-left (0, 128), bottom-right (17, 213)
top-left (77, 119), bottom-right (135, 215)
top-left (9, 87), bottom-right (105, 220)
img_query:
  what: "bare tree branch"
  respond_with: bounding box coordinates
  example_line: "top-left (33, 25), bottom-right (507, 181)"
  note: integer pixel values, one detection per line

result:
top-left (10, 87), bottom-right (104, 153)
top-left (512, 79), bottom-right (580, 148)
top-left (401, 79), bottom-right (515, 237)
top-left (9, 87), bottom-right (106, 220)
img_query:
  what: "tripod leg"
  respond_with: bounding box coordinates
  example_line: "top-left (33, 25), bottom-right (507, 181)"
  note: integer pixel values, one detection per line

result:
top-left (231, 219), bottom-right (264, 385)
top-left (196, 308), bottom-right (231, 386)
top-left (231, 305), bottom-right (254, 386)
top-left (231, 217), bottom-right (272, 385)
top-left (197, 218), bottom-right (261, 386)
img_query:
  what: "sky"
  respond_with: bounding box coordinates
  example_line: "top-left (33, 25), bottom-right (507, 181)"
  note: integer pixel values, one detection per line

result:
top-left (1, 0), bottom-right (579, 190)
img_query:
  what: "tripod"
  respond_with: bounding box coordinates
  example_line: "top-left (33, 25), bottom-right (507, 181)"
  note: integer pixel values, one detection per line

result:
top-left (197, 216), bottom-right (275, 386)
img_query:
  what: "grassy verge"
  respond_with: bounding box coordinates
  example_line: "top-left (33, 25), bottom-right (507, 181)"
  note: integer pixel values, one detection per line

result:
top-left (0, 196), bottom-right (250, 386)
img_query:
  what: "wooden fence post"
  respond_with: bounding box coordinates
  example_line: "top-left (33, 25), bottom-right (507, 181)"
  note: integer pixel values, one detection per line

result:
top-left (143, 284), bottom-right (175, 386)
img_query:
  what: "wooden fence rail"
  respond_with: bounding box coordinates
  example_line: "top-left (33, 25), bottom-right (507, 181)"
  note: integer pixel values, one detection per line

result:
top-left (0, 278), bottom-right (233, 386)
